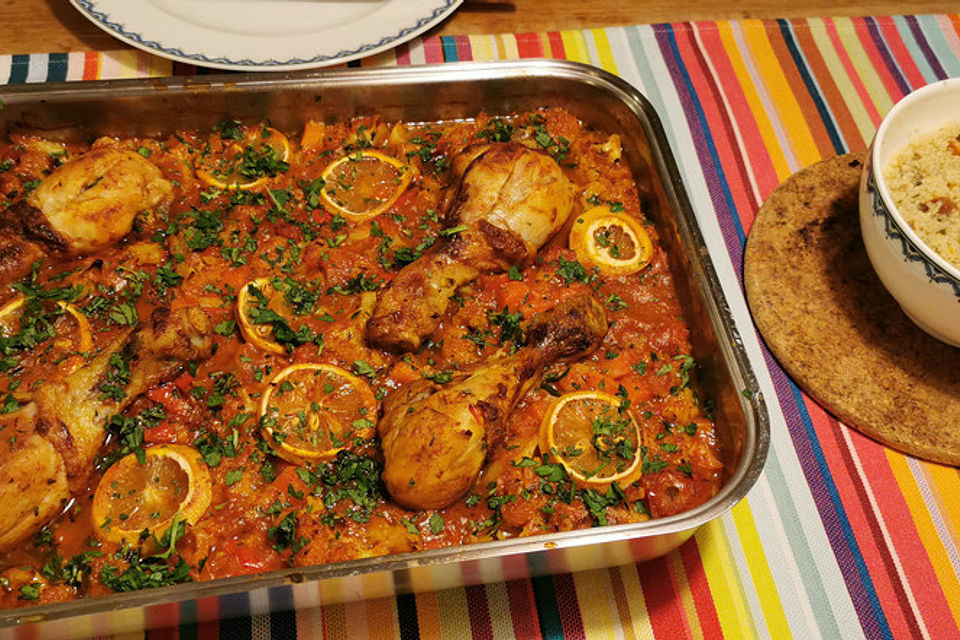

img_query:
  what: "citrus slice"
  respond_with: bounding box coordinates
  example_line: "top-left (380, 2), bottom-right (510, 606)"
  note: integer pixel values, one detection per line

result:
top-left (319, 150), bottom-right (414, 220)
top-left (568, 206), bottom-right (653, 276)
top-left (0, 295), bottom-right (25, 335)
top-left (92, 444), bottom-right (212, 545)
top-left (539, 390), bottom-right (641, 487)
top-left (236, 278), bottom-right (289, 356)
top-left (57, 302), bottom-right (94, 353)
top-left (0, 295), bottom-right (92, 352)
top-left (259, 363), bottom-right (377, 465)
top-left (195, 125), bottom-right (291, 191)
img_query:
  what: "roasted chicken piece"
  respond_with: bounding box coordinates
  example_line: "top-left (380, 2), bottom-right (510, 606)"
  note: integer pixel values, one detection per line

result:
top-left (367, 143), bottom-right (575, 352)
top-left (0, 424), bottom-right (67, 555)
top-left (0, 307), bottom-right (213, 552)
top-left (0, 148), bottom-right (172, 284)
top-left (379, 294), bottom-right (607, 510)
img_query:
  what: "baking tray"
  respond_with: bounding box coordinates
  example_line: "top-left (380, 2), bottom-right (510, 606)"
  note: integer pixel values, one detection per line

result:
top-left (0, 60), bottom-right (769, 637)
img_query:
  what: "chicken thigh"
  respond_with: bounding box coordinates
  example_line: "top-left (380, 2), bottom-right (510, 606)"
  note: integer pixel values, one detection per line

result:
top-left (379, 294), bottom-right (607, 510)
top-left (367, 143), bottom-right (575, 352)
top-left (0, 307), bottom-right (213, 552)
top-left (0, 148), bottom-right (172, 284)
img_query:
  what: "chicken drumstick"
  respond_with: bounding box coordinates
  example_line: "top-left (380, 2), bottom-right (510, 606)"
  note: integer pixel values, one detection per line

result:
top-left (366, 143), bottom-right (575, 352)
top-left (0, 307), bottom-right (213, 552)
top-left (379, 294), bottom-right (607, 511)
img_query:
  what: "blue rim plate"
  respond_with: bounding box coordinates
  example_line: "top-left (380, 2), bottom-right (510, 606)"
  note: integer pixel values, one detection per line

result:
top-left (69, 0), bottom-right (463, 72)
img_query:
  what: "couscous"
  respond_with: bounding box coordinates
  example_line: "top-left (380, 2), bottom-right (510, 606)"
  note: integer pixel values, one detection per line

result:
top-left (884, 123), bottom-right (960, 271)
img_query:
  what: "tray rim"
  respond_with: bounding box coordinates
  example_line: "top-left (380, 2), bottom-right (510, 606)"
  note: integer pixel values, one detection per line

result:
top-left (0, 59), bottom-right (770, 627)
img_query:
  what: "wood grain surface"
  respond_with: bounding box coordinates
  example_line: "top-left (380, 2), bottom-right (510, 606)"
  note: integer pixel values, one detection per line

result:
top-left (1, 0), bottom-right (958, 56)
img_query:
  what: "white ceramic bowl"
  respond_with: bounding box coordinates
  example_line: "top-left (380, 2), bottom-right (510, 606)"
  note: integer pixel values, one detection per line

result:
top-left (859, 77), bottom-right (960, 348)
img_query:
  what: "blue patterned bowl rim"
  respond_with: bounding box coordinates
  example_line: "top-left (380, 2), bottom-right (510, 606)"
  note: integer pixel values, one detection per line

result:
top-left (866, 169), bottom-right (960, 300)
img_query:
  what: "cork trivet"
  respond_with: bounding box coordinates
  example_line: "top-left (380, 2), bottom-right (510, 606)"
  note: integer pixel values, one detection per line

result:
top-left (744, 152), bottom-right (960, 466)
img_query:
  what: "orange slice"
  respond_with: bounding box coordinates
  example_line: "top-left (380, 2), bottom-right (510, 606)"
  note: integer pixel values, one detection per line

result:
top-left (92, 444), bottom-right (212, 545)
top-left (236, 278), bottom-right (289, 356)
top-left (319, 150), bottom-right (414, 221)
top-left (195, 125), bottom-right (291, 191)
top-left (568, 206), bottom-right (653, 276)
top-left (539, 390), bottom-right (642, 487)
top-left (259, 363), bottom-right (377, 465)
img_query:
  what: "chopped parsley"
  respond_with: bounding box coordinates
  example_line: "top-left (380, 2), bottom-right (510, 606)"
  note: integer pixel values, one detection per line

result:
top-left (327, 273), bottom-right (381, 296)
top-left (154, 263), bottom-right (184, 296)
top-left (101, 404), bottom-right (166, 467)
top-left (488, 307), bottom-right (525, 349)
top-left (268, 511), bottom-right (309, 557)
top-left (245, 284), bottom-right (323, 353)
top-left (223, 469), bottom-right (243, 486)
top-left (352, 360), bottom-right (377, 380)
top-left (99, 351), bottom-right (133, 402)
top-left (181, 207), bottom-right (224, 252)
top-left (213, 119), bottom-right (244, 141)
top-left (214, 319), bottom-right (237, 336)
top-left (555, 256), bottom-right (597, 285)
top-left (0, 393), bottom-right (20, 414)
top-left (18, 583), bottom-right (40, 600)
top-left (193, 424), bottom-right (242, 467)
top-left (477, 117), bottom-right (515, 142)
top-left (425, 370), bottom-right (453, 384)
top-left (528, 114), bottom-right (570, 162)
top-left (318, 451), bottom-right (383, 524)
top-left (406, 131), bottom-right (449, 174)
top-left (100, 519), bottom-right (193, 592)
top-left (108, 300), bottom-right (139, 326)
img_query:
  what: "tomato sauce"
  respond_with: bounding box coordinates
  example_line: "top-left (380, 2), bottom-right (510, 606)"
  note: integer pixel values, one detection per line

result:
top-left (0, 109), bottom-right (722, 607)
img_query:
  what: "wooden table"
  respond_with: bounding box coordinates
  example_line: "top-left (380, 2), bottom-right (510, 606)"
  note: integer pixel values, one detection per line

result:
top-left (1, 0), bottom-right (957, 56)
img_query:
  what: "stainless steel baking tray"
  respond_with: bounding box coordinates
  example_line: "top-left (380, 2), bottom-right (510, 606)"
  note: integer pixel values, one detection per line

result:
top-left (0, 60), bottom-right (769, 637)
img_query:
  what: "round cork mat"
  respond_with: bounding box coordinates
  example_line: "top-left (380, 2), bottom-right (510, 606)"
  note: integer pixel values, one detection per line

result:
top-left (744, 152), bottom-right (960, 466)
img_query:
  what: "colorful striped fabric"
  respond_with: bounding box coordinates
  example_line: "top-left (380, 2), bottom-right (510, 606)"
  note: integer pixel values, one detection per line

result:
top-left (2, 15), bottom-right (960, 640)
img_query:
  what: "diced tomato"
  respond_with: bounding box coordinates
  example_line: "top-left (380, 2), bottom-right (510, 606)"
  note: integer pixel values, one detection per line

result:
top-left (388, 359), bottom-right (420, 386)
top-left (143, 421), bottom-right (180, 444)
top-left (300, 120), bottom-right (326, 150)
top-left (602, 353), bottom-right (638, 380)
top-left (171, 372), bottom-right (195, 393)
top-left (497, 279), bottom-right (530, 311)
top-left (146, 382), bottom-right (193, 417)
top-left (270, 466), bottom-right (308, 496)
top-left (211, 538), bottom-right (283, 578)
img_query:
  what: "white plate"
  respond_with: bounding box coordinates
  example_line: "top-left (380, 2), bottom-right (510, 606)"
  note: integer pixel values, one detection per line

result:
top-left (70, 0), bottom-right (463, 72)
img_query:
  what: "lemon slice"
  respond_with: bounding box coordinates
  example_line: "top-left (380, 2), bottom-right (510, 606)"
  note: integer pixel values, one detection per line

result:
top-left (568, 206), bottom-right (653, 276)
top-left (0, 295), bottom-right (26, 338)
top-left (58, 302), bottom-right (94, 353)
top-left (236, 278), bottom-right (289, 356)
top-left (539, 390), bottom-right (642, 487)
top-left (195, 126), bottom-right (291, 191)
top-left (0, 295), bottom-right (92, 352)
top-left (320, 150), bottom-right (414, 221)
top-left (259, 363), bottom-right (377, 465)
top-left (92, 444), bottom-right (212, 545)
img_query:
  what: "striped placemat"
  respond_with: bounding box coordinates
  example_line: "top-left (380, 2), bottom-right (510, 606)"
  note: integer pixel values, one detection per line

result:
top-left (2, 16), bottom-right (960, 640)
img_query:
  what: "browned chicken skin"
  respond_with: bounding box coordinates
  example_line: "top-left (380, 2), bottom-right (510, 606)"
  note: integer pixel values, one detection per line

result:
top-left (0, 307), bottom-right (213, 552)
top-left (379, 294), bottom-right (608, 510)
top-left (0, 146), bottom-right (188, 552)
top-left (0, 148), bottom-right (172, 284)
top-left (367, 143), bottom-right (575, 352)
